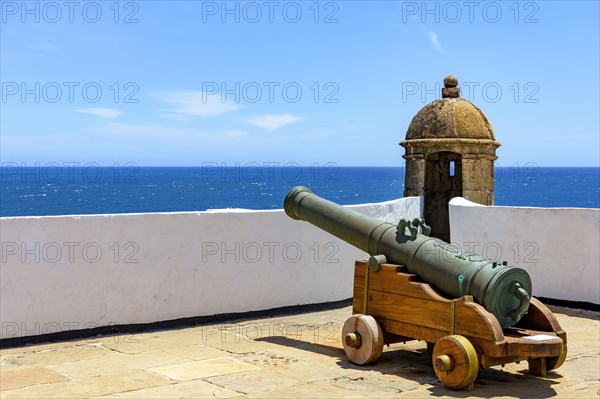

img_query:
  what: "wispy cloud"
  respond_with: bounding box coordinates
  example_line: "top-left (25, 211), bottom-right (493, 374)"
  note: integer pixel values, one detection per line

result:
top-left (416, 24), bottom-right (445, 54)
top-left (427, 31), bottom-right (445, 54)
top-left (92, 121), bottom-right (250, 141)
top-left (0, 41), bottom-right (59, 67)
top-left (157, 89), bottom-right (241, 119)
top-left (223, 129), bottom-right (249, 138)
top-left (94, 121), bottom-right (199, 137)
top-left (30, 43), bottom-right (58, 52)
top-left (75, 108), bottom-right (123, 118)
top-left (245, 114), bottom-right (304, 132)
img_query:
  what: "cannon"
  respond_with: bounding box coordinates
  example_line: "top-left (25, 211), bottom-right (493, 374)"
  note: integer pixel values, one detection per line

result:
top-left (284, 186), bottom-right (531, 328)
top-left (284, 186), bottom-right (567, 390)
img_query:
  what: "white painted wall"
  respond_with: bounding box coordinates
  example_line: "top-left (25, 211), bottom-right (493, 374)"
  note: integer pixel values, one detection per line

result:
top-left (3, 195), bottom-right (597, 340)
top-left (0, 197), bottom-right (421, 339)
top-left (449, 198), bottom-right (600, 305)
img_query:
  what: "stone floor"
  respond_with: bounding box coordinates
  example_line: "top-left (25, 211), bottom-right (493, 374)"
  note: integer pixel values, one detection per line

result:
top-left (1, 305), bottom-right (598, 398)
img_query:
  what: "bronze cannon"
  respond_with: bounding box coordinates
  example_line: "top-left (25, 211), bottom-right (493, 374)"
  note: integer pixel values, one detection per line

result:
top-left (284, 186), bottom-right (531, 328)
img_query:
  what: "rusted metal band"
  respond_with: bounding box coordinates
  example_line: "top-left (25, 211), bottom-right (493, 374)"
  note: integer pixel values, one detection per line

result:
top-left (450, 299), bottom-right (456, 335)
top-left (363, 264), bottom-right (369, 314)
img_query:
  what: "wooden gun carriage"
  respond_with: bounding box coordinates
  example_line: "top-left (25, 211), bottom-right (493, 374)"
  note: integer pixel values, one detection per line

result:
top-left (342, 261), bottom-right (567, 390)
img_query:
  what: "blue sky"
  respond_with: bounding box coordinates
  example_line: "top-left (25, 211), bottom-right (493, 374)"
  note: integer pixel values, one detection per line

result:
top-left (1, 1), bottom-right (599, 166)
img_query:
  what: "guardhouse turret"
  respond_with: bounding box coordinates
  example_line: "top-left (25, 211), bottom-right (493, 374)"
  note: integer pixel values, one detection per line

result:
top-left (400, 75), bottom-right (501, 241)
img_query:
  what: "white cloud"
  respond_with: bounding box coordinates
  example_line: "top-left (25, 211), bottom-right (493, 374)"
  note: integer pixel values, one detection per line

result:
top-left (158, 89), bottom-right (241, 119)
top-left (427, 31), bottom-right (445, 54)
top-left (75, 108), bottom-right (123, 118)
top-left (94, 121), bottom-right (249, 141)
top-left (158, 113), bottom-right (194, 122)
top-left (223, 130), bottom-right (249, 138)
top-left (245, 114), bottom-right (304, 132)
top-left (416, 24), bottom-right (444, 54)
top-left (97, 121), bottom-right (228, 139)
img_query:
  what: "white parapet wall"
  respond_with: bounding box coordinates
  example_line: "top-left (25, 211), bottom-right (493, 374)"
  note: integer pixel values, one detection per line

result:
top-left (0, 197), bottom-right (421, 339)
top-left (449, 197), bottom-right (600, 305)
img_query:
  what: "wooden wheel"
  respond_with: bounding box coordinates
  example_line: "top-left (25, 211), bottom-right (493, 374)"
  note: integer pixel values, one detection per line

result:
top-left (547, 342), bottom-right (567, 370)
top-left (432, 335), bottom-right (479, 390)
top-left (342, 314), bottom-right (384, 365)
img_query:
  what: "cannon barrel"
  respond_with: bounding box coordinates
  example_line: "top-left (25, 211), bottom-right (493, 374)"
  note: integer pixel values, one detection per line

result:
top-left (284, 186), bottom-right (531, 328)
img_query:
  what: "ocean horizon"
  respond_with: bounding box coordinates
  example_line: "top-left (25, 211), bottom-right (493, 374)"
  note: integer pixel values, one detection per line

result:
top-left (1, 166), bottom-right (598, 217)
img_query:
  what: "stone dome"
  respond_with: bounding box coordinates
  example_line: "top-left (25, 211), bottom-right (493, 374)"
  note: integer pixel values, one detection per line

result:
top-left (405, 76), bottom-right (495, 141)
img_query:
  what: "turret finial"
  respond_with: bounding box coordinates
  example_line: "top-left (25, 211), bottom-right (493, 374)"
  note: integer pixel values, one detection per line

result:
top-left (442, 75), bottom-right (460, 98)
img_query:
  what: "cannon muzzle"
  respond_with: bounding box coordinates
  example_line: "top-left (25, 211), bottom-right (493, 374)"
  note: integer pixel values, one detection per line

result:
top-left (284, 186), bottom-right (531, 328)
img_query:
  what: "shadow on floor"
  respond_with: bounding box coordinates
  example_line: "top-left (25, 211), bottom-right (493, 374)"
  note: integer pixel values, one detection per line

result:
top-left (547, 305), bottom-right (600, 322)
top-left (257, 336), bottom-right (562, 398)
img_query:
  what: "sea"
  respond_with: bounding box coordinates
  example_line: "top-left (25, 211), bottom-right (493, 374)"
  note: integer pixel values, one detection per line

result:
top-left (0, 166), bottom-right (598, 217)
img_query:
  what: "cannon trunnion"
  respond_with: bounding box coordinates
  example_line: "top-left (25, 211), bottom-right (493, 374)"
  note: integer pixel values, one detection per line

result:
top-left (284, 186), bottom-right (567, 390)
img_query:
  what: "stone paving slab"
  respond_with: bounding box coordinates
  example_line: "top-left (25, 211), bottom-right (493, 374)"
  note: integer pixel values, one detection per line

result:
top-left (149, 357), bottom-right (259, 381)
top-left (2, 344), bottom-right (107, 368)
top-left (254, 379), bottom-right (370, 398)
top-left (0, 367), bottom-right (70, 391)
top-left (96, 379), bottom-right (244, 398)
top-left (0, 369), bottom-right (172, 399)
top-left (46, 349), bottom-right (191, 379)
top-left (1, 305), bottom-right (598, 398)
